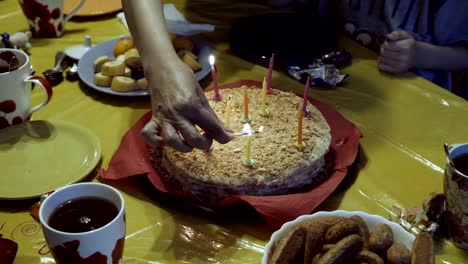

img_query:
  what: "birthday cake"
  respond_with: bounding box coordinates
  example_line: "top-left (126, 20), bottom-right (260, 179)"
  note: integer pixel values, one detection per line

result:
top-left (151, 86), bottom-right (332, 201)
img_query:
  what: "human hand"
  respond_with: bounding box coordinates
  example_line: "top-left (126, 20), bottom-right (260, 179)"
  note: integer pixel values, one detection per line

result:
top-left (141, 61), bottom-right (234, 152)
top-left (379, 31), bottom-right (418, 74)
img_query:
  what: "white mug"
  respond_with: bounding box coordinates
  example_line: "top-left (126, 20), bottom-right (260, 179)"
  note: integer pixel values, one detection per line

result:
top-left (39, 182), bottom-right (126, 264)
top-left (444, 143), bottom-right (468, 249)
top-left (18, 0), bottom-right (86, 38)
top-left (0, 48), bottom-right (52, 129)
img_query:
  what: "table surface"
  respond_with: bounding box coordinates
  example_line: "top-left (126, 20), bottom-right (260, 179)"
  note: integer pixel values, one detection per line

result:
top-left (1, 1), bottom-right (467, 263)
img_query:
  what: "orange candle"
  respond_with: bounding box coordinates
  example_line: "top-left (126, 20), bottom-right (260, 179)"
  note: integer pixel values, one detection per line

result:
top-left (295, 104), bottom-right (305, 149)
top-left (242, 89), bottom-right (250, 123)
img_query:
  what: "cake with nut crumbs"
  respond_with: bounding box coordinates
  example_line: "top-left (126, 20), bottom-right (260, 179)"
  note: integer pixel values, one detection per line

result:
top-left (151, 85), bottom-right (331, 201)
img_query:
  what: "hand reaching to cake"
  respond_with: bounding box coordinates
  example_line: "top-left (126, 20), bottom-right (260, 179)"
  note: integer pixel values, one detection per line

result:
top-left (141, 61), bottom-right (233, 152)
top-left (122, 0), bottom-right (233, 152)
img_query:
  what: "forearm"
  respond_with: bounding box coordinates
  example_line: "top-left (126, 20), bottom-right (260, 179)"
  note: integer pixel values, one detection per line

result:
top-left (414, 42), bottom-right (468, 71)
top-left (121, 0), bottom-right (179, 81)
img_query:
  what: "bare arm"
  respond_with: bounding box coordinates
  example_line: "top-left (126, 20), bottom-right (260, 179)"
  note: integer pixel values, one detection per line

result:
top-left (380, 31), bottom-right (468, 74)
top-left (122, 0), bottom-right (233, 152)
top-left (122, 0), bottom-right (178, 82)
top-left (414, 42), bottom-right (468, 71)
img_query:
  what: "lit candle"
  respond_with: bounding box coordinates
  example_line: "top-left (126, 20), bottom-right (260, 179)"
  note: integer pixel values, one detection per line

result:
top-left (224, 96), bottom-right (232, 127)
top-left (267, 53), bottom-right (274, 93)
top-left (242, 123), bottom-right (254, 166)
top-left (302, 76), bottom-right (310, 116)
top-left (241, 89), bottom-right (251, 123)
top-left (259, 77), bottom-right (268, 116)
top-left (209, 54), bottom-right (222, 101)
top-left (294, 104), bottom-right (305, 149)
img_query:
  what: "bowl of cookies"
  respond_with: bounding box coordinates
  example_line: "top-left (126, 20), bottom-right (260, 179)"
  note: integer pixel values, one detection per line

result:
top-left (262, 210), bottom-right (423, 264)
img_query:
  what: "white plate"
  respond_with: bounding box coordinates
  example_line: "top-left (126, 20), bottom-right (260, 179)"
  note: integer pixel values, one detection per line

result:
top-left (77, 36), bottom-right (212, 97)
top-left (262, 210), bottom-right (415, 264)
top-left (0, 120), bottom-right (101, 200)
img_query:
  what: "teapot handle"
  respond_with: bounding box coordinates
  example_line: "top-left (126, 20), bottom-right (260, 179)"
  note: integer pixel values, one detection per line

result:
top-left (63, 0), bottom-right (87, 24)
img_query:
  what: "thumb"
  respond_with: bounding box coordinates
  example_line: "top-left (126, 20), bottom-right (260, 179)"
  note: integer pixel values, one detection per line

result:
top-left (386, 31), bottom-right (412, 42)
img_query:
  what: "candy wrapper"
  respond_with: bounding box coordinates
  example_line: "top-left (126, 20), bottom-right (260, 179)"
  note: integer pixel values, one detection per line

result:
top-left (390, 193), bottom-right (448, 235)
top-left (321, 50), bottom-right (353, 68)
top-left (288, 50), bottom-right (351, 87)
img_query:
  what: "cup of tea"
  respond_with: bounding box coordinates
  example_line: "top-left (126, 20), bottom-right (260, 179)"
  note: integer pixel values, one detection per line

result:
top-left (18, 0), bottom-right (86, 38)
top-left (0, 48), bottom-right (52, 129)
top-left (444, 143), bottom-right (468, 249)
top-left (39, 182), bottom-right (126, 264)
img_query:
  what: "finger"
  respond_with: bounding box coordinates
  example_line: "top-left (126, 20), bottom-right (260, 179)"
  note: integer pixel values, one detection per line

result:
top-left (380, 44), bottom-right (401, 58)
top-left (385, 31), bottom-right (411, 42)
top-left (197, 88), bottom-right (235, 138)
top-left (175, 120), bottom-right (213, 150)
top-left (379, 62), bottom-right (402, 74)
top-left (197, 86), bottom-right (218, 118)
top-left (380, 54), bottom-right (409, 73)
top-left (160, 122), bottom-right (193, 152)
top-left (379, 54), bottom-right (403, 65)
top-left (193, 107), bottom-right (234, 144)
top-left (141, 118), bottom-right (163, 147)
top-left (382, 41), bottom-right (405, 52)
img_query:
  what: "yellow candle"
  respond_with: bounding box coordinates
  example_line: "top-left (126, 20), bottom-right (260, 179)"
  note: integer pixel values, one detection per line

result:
top-left (243, 135), bottom-right (254, 166)
top-left (224, 97), bottom-right (232, 127)
top-left (259, 77), bottom-right (267, 116)
top-left (294, 105), bottom-right (305, 149)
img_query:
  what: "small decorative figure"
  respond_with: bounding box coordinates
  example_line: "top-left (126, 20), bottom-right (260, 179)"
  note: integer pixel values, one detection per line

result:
top-left (9, 31), bottom-right (32, 54)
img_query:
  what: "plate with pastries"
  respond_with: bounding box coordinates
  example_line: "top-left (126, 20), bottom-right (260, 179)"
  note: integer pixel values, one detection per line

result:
top-left (263, 210), bottom-right (435, 264)
top-left (77, 34), bottom-right (211, 96)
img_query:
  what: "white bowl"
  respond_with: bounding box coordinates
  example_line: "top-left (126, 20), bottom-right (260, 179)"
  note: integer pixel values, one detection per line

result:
top-left (262, 210), bottom-right (415, 264)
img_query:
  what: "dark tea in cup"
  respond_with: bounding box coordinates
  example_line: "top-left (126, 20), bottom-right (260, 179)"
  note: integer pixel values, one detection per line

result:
top-left (0, 51), bottom-right (19, 73)
top-left (48, 197), bottom-right (118, 233)
top-left (39, 183), bottom-right (126, 263)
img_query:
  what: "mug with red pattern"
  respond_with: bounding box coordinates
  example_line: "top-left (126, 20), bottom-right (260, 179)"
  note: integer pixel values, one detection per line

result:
top-left (39, 183), bottom-right (126, 264)
top-left (18, 0), bottom-right (86, 38)
top-left (0, 48), bottom-right (52, 129)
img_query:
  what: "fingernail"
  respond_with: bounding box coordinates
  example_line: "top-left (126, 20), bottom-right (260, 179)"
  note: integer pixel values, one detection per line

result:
top-left (203, 146), bottom-right (214, 153)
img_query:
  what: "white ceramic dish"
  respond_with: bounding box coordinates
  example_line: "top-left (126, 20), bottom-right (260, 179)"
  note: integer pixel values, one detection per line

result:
top-left (262, 210), bottom-right (415, 264)
top-left (77, 35), bottom-right (212, 96)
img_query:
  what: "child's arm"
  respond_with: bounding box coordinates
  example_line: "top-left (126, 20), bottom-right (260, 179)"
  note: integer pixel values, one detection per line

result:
top-left (413, 42), bottom-right (468, 71)
top-left (379, 31), bottom-right (468, 74)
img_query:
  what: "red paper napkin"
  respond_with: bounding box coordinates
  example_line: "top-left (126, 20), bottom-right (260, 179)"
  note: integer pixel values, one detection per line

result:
top-left (100, 80), bottom-right (362, 228)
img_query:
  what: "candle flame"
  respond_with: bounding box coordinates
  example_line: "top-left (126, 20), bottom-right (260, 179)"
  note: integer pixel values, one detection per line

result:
top-left (209, 54), bottom-right (215, 66)
top-left (235, 124), bottom-right (264, 136)
top-left (241, 123), bottom-right (252, 136)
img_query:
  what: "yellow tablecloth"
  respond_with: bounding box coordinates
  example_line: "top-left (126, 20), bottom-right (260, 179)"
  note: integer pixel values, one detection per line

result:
top-left (1, 1), bottom-right (467, 263)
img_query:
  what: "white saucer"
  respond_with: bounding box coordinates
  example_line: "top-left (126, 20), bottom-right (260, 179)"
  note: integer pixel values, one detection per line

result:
top-left (65, 35), bottom-right (93, 60)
